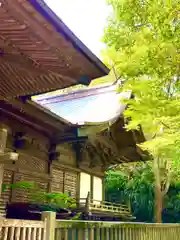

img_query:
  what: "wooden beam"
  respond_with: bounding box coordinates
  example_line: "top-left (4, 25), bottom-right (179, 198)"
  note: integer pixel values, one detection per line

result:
top-left (4, 99), bottom-right (67, 131)
top-left (57, 136), bottom-right (88, 144)
top-left (0, 107), bottom-right (52, 138)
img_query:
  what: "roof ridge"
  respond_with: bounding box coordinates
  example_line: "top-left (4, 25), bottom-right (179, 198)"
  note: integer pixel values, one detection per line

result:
top-left (34, 84), bottom-right (116, 103)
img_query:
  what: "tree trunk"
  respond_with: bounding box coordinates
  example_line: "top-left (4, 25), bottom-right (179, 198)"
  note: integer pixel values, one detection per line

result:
top-left (153, 157), bottom-right (163, 223)
top-left (154, 182), bottom-right (163, 223)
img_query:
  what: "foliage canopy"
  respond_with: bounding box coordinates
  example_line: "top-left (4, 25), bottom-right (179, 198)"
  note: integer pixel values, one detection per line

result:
top-left (103, 0), bottom-right (180, 176)
top-left (103, 0), bottom-right (180, 222)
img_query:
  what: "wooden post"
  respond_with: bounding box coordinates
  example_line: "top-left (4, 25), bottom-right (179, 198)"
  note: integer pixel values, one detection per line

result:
top-left (76, 173), bottom-right (80, 208)
top-left (102, 177), bottom-right (105, 201)
top-left (85, 191), bottom-right (91, 212)
top-left (42, 211), bottom-right (56, 240)
top-left (85, 192), bottom-right (92, 220)
top-left (90, 175), bottom-right (93, 200)
top-left (0, 127), bottom-right (8, 196)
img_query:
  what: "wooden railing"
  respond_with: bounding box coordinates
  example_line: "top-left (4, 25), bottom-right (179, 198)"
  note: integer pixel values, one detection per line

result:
top-left (77, 193), bottom-right (132, 218)
top-left (0, 212), bottom-right (180, 240)
top-left (0, 219), bottom-right (45, 240)
top-left (55, 220), bottom-right (180, 240)
top-left (89, 200), bottom-right (130, 213)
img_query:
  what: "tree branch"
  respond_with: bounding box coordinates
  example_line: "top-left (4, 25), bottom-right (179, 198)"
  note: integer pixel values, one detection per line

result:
top-left (160, 121), bottom-right (170, 129)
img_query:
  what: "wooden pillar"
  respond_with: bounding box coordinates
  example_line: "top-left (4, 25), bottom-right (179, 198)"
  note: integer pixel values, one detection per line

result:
top-left (42, 211), bottom-right (56, 240)
top-left (47, 160), bottom-right (52, 193)
top-left (0, 126), bottom-right (8, 196)
top-left (102, 177), bottom-right (105, 201)
top-left (85, 192), bottom-right (91, 213)
top-left (90, 175), bottom-right (94, 200)
top-left (76, 172), bottom-right (80, 208)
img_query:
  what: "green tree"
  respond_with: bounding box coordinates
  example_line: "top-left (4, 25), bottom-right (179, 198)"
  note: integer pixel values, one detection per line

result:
top-left (105, 163), bottom-right (155, 222)
top-left (105, 163), bottom-right (180, 223)
top-left (103, 0), bottom-right (180, 222)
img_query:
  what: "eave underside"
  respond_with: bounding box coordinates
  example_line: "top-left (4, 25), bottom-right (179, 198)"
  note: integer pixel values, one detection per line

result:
top-left (80, 118), bottom-right (146, 168)
top-left (0, 0), bottom-right (108, 99)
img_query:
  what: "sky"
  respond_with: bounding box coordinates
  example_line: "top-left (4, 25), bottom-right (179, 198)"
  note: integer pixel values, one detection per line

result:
top-left (44, 0), bottom-right (111, 58)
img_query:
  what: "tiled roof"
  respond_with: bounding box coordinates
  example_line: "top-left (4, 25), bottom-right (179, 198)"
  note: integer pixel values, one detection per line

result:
top-left (33, 85), bottom-right (131, 125)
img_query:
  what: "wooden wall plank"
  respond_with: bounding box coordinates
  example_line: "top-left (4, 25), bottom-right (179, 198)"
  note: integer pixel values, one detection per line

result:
top-left (12, 172), bottom-right (48, 203)
top-left (64, 171), bottom-right (77, 198)
top-left (51, 168), bottom-right (64, 193)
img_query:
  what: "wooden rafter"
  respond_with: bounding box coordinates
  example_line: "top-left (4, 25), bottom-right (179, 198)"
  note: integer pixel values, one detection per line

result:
top-left (0, 0), bottom-right (108, 98)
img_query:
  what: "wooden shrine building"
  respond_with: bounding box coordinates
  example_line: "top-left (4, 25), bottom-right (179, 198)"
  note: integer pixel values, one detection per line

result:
top-left (0, 0), bottom-right (145, 220)
top-left (0, 85), bottom-right (145, 220)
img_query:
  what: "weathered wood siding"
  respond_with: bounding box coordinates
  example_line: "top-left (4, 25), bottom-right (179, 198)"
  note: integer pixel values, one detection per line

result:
top-left (51, 168), bottom-right (64, 193)
top-left (0, 116), bottom-right (50, 215)
top-left (0, 115), bottom-right (105, 216)
top-left (51, 165), bottom-right (78, 199)
top-left (12, 172), bottom-right (48, 203)
top-left (64, 171), bottom-right (77, 198)
top-left (53, 143), bottom-right (104, 199)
